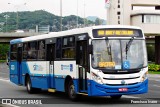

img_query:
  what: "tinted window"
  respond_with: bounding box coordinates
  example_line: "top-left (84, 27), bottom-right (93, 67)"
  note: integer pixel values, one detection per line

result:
top-left (37, 40), bottom-right (45, 60)
top-left (56, 38), bottom-right (61, 59)
top-left (62, 36), bottom-right (75, 59)
top-left (10, 44), bottom-right (17, 61)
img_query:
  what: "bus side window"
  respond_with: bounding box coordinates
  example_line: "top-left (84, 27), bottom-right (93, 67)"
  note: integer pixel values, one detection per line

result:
top-left (23, 43), bottom-right (28, 60)
top-left (62, 36), bottom-right (75, 59)
top-left (56, 38), bottom-right (61, 59)
top-left (27, 42), bottom-right (37, 60)
top-left (10, 44), bottom-right (17, 61)
top-left (38, 40), bottom-right (45, 60)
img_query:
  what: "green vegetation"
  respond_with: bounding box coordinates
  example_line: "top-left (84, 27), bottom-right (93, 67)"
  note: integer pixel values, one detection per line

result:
top-left (0, 10), bottom-right (95, 32)
top-left (149, 71), bottom-right (160, 74)
top-left (148, 64), bottom-right (160, 71)
top-left (0, 60), bottom-right (6, 63)
top-left (0, 44), bottom-right (9, 60)
top-left (148, 64), bottom-right (160, 74)
top-left (0, 10), bottom-right (98, 60)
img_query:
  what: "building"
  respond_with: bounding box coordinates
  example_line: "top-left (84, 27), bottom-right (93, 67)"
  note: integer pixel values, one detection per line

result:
top-left (106, 0), bottom-right (160, 64)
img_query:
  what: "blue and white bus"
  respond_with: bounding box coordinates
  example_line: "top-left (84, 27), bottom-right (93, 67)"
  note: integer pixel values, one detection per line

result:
top-left (9, 25), bottom-right (148, 100)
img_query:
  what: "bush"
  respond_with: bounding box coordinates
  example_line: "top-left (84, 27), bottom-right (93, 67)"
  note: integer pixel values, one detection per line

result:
top-left (0, 60), bottom-right (6, 63)
top-left (148, 64), bottom-right (160, 71)
top-left (0, 44), bottom-right (9, 60)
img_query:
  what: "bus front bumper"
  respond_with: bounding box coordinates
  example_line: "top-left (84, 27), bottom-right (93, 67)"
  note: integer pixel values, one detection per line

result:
top-left (89, 79), bottom-right (148, 96)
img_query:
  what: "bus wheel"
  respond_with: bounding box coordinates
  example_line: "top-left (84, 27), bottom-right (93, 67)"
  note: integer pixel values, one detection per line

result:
top-left (68, 80), bottom-right (78, 101)
top-left (26, 76), bottom-right (35, 94)
top-left (110, 95), bottom-right (122, 99)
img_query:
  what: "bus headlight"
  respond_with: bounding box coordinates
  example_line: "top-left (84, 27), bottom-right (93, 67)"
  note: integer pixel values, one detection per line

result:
top-left (91, 72), bottom-right (103, 84)
top-left (141, 71), bottom-right (148, 82)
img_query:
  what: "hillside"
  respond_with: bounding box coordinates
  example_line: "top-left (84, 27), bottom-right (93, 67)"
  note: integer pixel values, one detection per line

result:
top-left (87, 16), bottom-right (106, 25)
top-left (0, 10), bottom-right (95, 32)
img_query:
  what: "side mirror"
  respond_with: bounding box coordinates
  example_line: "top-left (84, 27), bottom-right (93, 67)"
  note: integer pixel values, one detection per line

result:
top-left (88, 45), bottom-right (93, 54)
top-left (6, 51), bottom-right (9, 66)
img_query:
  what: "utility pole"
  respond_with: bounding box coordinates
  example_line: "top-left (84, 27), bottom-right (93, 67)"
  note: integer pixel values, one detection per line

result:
top-left (4, 15), bottom-right (10, 32)
top-left (83, 0), bottom-right (86, 27)
top-left (60, 0), bottom-right (62, 31)
top-left (77, 0), bottom-right (79, 28)
top-left (8, 3), bottom-right (26, 30)
top-left (16, 9), bottom-right (19, 30)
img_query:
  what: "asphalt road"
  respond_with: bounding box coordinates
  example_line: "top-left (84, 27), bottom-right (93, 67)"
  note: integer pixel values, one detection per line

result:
top-left (0, 63), bottom-right (160, 107)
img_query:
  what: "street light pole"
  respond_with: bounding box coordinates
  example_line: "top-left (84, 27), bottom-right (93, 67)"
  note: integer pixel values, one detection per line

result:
top-left (77, 0), bottom-right (79, 28)
top-left (16, 8), bottom-right (19, 30)
top-left (4, 15), bottom-right (10, 32)
top-left (60, 0), bottom-right (62, 31)
top-left (8, 3), bottom-right (26, 30)
top-left (83, 0), bottom-right (86, 27)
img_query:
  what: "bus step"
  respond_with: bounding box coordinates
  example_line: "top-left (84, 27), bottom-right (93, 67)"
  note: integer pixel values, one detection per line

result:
top-left (78, 93), bottom-right (88, 96)
top-left (48, 89), bottom-right (56, 93)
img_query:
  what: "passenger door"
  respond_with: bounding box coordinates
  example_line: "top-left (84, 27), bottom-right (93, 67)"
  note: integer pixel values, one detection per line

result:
top-left (76, 40), bottom-right (88, 92)
top-left (46, 39), bottom-right (56, 88)
top-left (17, 44), bottom-right (23, 84)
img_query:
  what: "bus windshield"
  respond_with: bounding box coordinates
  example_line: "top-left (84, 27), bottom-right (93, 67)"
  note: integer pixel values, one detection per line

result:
top-left (92, 39), bottom-right (147, 70)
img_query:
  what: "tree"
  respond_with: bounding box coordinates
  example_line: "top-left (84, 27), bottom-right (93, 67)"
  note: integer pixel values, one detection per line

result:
top-left (0, 44), bottom-right (9, 60)
top-left (95, 18), bottom-right (103, 25)
top-left (0, 10), bottom-right (95, 32)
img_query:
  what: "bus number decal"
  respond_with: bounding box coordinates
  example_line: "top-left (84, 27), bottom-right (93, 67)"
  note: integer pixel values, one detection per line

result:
top-left (98, 62), bottom-right (115, 67)
top-left (33, 64), bottom-right (43, 71)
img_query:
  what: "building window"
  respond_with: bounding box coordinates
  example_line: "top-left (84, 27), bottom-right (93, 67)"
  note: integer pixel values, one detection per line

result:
top-left (143, 15), bottom-right (160, 24)
top-left (118, 5), bottom-right (120, 8)
top-left (142, 15), bottom-right (144, 23)
top-left (118, 21), bottom-right (120, 24)
top-left (118, 16), bottom-right (120, 19)
top-left (155, 6), bottom-right (160, 10)
top-left (117, 12), bottom-right (121, 15)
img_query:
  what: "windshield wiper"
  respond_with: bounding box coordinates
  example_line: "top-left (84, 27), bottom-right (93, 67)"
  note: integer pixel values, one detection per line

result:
top-left (125, 37), bottom-right (135, 59)
top-left (107, 45), bottom-right (111, 55)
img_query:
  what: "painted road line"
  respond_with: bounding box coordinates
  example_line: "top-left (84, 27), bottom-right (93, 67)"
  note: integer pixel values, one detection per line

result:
top-left (0, 78), bottom-right (10, 82)
top-left (0, 77), bottom-right (9, 80)
top-left (154, 80), bottom-right (160, 82)
top-left (122, 95), bottom-right (140, 99)
top-left (153, 85), bottom-right (160, 88)
top-left (149, 79), bottom-right (160, 82)
top-left (0, 72), bottom-right (9, 74)
top-left (2, 104), bottom-right (20, 107)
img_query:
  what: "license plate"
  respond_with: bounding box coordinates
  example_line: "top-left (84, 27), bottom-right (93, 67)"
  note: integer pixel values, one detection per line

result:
top-left (119, 88), bottom-right (128, 92)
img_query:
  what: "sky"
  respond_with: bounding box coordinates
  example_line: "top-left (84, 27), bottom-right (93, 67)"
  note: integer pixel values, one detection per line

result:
top-left (0, 0), bottom-right (107, 19)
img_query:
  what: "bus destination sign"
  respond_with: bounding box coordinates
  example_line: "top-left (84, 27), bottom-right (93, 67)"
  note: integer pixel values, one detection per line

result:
top-left (98, 30), bottom-right (133, 36)
top-left (93, 29), bottom-right (143, 38)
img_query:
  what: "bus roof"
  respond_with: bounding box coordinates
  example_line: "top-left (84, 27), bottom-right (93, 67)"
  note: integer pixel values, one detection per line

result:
top-left (10, 25), bottom-right (142, 44)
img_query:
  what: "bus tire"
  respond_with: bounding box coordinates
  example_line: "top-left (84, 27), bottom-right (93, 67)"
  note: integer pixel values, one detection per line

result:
top-left (68, 80), bottom-right (78, 101)
top-left (110, 95), bottom-right (122, 99)
top-left (26, 76), bottom-right (36, 94)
